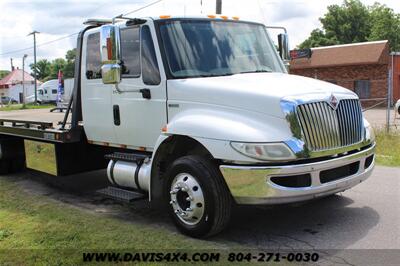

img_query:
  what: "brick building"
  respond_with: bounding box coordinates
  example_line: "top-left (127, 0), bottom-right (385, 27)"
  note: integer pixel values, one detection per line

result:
top-left (290, 40), bottom-right (400, 107)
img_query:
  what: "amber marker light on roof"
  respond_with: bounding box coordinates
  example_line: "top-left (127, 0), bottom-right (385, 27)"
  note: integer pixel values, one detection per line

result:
top-left (220, 15), bottom-right (228, 20)
top-left (232, 16), bottom-right (240, 20)
top-left (159, 15), bottom-right (171, 19)
top-left (207, 14), bottom-right (217, 18)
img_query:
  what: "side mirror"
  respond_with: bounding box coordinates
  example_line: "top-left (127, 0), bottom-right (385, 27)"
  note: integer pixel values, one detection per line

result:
top-left (100, 25), bottom-right (121, 84)
top-left (278, 33), bottom-right (290, 61)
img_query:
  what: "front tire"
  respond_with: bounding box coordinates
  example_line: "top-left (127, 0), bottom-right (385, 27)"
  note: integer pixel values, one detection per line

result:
top-left (164, 155), bottom-right (232, 238)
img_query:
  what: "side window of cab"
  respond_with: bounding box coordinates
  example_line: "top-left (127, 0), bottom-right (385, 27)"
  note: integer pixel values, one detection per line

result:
top-left (120, 25), bottom-right (160, 85)
top-left (86, 32), bottom-right (101, 79)
top-left (120, 27), bottom-right (141, 77)
top-left (141, 25), bottom-right (161, 85)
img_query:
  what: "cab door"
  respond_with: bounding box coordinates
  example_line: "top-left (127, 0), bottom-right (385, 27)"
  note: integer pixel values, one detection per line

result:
top-left (111, 23), bottom-right (166, 150)
top-left (81, 30), bottom-right (117, 144)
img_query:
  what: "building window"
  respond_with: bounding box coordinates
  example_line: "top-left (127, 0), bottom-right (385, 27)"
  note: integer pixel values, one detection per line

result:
top-left (120, 27), bottom-right (141, 77)
top-left (86, 33), bottom-right (101, 80)
top-left (354, 80), bottom-right (370, 99)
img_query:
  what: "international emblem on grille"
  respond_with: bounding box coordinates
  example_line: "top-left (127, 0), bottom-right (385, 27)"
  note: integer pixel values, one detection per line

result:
top-left (328, 94), bottom-right (338, 110)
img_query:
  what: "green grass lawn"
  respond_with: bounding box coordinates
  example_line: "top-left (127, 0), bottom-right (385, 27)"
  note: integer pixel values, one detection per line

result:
top-left (0, 103), bottom-right (54, 111)
top-left (375, 128), bottom-right (400, 167)
top-left (0, 177), bottom-right (234, 265)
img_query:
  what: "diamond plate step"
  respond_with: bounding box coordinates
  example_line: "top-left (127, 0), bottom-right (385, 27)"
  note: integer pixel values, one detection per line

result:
top-left (96, 186), bottom-right (146, 202)
top-left (104, 152), bottom-right (149, 163)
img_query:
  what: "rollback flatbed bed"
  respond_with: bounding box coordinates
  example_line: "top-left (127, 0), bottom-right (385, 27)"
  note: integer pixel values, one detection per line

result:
top-left (0, 28), bottom-right (126, 176)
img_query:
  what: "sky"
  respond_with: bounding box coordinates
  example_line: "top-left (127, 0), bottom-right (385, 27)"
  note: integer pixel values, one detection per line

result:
top-left (0, 0), bottom-right (399, 72)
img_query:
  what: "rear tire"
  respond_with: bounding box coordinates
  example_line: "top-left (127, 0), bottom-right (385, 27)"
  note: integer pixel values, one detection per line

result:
top-left (164, 155), bottom-right (232, 238)
top-left (0, 158), bottom-right (25, 174)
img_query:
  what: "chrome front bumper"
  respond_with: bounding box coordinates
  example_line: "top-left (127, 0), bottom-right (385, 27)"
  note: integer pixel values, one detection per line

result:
top-left (219, 144), bottom-right (375, 205)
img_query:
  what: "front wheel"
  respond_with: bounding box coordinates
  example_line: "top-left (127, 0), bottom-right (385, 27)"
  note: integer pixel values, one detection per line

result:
top-left (164, 155), bottom-right (232, 238)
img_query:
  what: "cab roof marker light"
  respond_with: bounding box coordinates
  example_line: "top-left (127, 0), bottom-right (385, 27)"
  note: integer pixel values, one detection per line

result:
top-left (220, 15), bottom-right (228, 20)
top-left (232, 16), bottom-right (240, 20)
top-left (207, 14), bottom-right (217, 19)
top-left (159, 15), bottom-right (171, 19)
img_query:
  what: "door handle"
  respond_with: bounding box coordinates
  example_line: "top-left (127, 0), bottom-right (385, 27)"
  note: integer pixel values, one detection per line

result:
top-left (111, 88), bottom-right (151, 99)
top-left (139, 89), bottom-right (151, 99)
top-left (113, 105), bottom-right (121, 126)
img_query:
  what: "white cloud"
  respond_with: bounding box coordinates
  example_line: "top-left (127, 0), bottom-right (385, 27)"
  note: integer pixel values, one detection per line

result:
top-left (0, 0), bottom-right (399, 71)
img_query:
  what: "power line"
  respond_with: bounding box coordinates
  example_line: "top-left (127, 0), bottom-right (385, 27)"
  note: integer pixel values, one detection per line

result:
top-left (124, 0), bottom-right (164, 16)
top-left (0, 0), bottom-right (164, 58)
top-left (0, 32), bottom-right (78, 57)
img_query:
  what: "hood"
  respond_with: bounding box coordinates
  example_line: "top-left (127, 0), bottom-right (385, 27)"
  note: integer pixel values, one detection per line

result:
top-left (167, 72), bottom-right (358, 119)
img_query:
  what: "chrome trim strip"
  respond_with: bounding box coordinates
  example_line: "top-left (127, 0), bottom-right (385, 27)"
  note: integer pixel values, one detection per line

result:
top-left (220, 143), bottom-right (375, 205)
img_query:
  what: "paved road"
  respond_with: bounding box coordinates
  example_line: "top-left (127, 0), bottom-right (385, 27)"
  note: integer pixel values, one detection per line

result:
top-left (1, 165), bottom-right (399, 264)
top-left (0, 108), bottom-right (67, 126)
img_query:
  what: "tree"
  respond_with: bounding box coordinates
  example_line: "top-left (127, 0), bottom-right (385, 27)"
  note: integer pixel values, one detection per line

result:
top-left (63, 48), bottom-right (76, 78)
top-left (321, 0), bottom-right (371, 44)
top-left (299, 0), bottom-right (400, 51)
top-left (47, 58), bottom-right (66, 80)
top-left (0, 70), bottom-right (10, 79)
top-left (299, 29), bottom-right (338, 49)
top-left (368, 3), bottom-right (400, 51)
top-left (30, 59), bottom-right (51, 80)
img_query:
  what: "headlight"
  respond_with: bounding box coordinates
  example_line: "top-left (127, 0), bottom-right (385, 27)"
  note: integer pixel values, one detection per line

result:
top-left (364, 119), bottom-right (375, 142)
top-left (365, 125), bottom-right (375, 142)
top-left (230, 142), bottom-right (296, 161)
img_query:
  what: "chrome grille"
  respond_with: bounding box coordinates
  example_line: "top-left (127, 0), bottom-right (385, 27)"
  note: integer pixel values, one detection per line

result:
top-left (296, 99), bottom-right (363, 151)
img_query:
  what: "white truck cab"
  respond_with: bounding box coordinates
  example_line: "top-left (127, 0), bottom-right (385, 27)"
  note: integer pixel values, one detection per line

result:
top-left (0, 15), bottom-right (375, 238)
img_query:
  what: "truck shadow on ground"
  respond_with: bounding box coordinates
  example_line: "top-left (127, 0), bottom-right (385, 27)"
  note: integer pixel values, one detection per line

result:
top-left (6, 169), bottom-right (380, 252)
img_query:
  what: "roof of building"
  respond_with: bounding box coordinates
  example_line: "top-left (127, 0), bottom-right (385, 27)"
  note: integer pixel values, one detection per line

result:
top-left (0, 68), bottom-right (40, 88)
top-left (290, 40), bottom-right (390, 70)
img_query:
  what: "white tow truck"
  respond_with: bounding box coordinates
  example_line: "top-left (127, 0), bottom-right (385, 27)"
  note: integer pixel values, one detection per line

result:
top-left (0, 15), bottom-right (375, 237)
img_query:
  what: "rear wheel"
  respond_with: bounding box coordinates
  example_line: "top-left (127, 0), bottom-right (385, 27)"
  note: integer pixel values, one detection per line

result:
top-left (164, 155), bottom-right (232, 238)
top-left (0, 158), bottom-right (25, 174)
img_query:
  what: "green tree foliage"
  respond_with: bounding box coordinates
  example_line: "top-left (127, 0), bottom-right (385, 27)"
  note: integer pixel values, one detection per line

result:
top-left (29, 59), bottom-right (51, 80)
top-left (299, 0), bottom-right (400, 51)
top-left (0, 70), bottom-right (10, 79)
top-left (63, 48), bottom-right (76, 79)
top-left (29, 48), bottom-right (76, 81)
top-left (368, 3), bottom-right (400, 51)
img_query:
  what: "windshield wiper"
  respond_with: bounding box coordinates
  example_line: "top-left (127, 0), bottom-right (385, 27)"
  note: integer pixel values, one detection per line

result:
top-left (198, 73), bottom-right (234, 78)
top-left (238, 69), bottom-right (272, 74)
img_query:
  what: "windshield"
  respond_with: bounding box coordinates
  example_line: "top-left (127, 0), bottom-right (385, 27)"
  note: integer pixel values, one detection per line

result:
top-left (157, 19), bottom-right (286, 79)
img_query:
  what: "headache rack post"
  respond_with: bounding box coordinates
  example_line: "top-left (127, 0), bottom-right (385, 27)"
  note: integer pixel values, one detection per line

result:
top-left (61, 26), bottom-right (96, 130)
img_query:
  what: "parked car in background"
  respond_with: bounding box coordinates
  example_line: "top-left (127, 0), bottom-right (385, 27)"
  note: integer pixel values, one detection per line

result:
top-left (395, 99), bottom-right (400, 115)
top-left (0, 96), bottom-right (18, 105)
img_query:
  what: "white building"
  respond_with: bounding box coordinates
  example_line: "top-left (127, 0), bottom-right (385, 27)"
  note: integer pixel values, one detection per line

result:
top-left (0, 68), bottom-right (41, 103)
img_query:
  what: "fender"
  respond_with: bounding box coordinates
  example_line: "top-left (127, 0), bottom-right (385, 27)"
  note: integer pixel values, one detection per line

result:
top-left (166, 107), bottom-right (292, 142)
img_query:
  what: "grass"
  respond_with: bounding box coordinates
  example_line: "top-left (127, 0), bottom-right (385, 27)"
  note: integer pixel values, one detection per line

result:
top-left (0, 103), bottom-right (54, 111)
top-left (374, 128), bottom-right (400, 167)
top-left (0, 177), bottom-right (237, 265)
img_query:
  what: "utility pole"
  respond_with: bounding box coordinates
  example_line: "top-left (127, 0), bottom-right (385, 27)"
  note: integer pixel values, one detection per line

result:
top-left (10, 58), bottom-right (14, 71)
top-left (216, 0), bottom-right (222, 14)
top-left (28, 30), bottom-right (40, 104)
top-left (22, 54), bottom-right (28, 107)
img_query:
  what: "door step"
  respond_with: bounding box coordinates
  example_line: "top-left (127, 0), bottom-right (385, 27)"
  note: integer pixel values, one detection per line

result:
top-left (105, 152), bottom-right (150, 163)
top-left (96, 186), bottom-right (146, 202)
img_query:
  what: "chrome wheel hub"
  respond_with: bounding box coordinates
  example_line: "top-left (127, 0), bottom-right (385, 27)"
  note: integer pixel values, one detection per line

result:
top-left (170, 173), bottom-right (205, 225)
